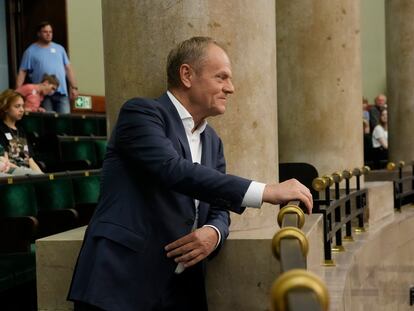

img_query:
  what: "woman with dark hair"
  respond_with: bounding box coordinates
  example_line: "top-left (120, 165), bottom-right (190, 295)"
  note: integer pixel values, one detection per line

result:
top-left (0, 89), bottom-right (43, 175)
top-left (372, 109), bottom-right (388, 169)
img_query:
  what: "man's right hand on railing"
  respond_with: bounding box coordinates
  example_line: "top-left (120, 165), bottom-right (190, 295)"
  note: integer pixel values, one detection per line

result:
top-left (263, 179), bottom-right (313, 214)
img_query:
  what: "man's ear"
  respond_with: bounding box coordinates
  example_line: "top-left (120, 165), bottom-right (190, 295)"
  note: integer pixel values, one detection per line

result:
top-left (179, 64), bottom-right (193, 88)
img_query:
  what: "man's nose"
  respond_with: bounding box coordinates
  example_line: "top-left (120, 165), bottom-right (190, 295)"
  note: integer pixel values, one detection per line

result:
top-left (224, 80), bottom-right (235, 94)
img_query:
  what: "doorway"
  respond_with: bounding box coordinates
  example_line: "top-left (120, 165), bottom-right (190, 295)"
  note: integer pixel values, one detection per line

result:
top-left (5, 0), bottom-right (67, 87)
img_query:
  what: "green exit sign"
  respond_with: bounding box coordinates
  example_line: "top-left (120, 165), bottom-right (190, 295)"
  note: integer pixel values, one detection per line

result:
top-left (75, 96), bottom-right (92, 109)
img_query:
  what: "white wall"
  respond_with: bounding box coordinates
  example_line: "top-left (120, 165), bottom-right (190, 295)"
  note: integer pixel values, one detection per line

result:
top-left (361, 0), bottom-right (387, 104)
top-left (66, 0), bottom-right (105, 95)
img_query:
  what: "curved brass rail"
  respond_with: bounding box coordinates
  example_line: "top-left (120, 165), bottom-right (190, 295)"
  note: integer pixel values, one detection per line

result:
top-left (277, 205), bottom-right (305, 229)
top-left (331, 171), bottom-right (343, 183)
top-left (387, 161), bottom-right (405, 170)
top-left (272, 227), bottom-right (309, 260)
top-left (322, 175), bottom-right (334, 187)
top-left (271, 269), bottom-right (329, 311)
top-left (387, 162), bottom-right (396, 171)
top-left (342, 169), bottom-right (353, 180)
top-left (352, 167), bottom-right (362, 177)
top-left (361, 165), bottom-right (370, 175)
top-left (312, 177), bottom-right (327, 192)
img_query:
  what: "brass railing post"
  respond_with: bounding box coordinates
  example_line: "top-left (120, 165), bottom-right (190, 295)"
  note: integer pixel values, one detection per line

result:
top-left (272, 201), bottom-right (329, 311)
top-left (331, 172), bottom-right (344, 252)
top-left (312, 177), bottom-right (335, 266)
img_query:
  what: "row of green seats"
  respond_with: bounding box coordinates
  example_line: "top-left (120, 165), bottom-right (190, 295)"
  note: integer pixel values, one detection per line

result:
top-left (0, 170), bottom-right (100, 302)
top-left (0, 169), bottom-right (101, 238)
top-left (37, 136), bottom-right (107, 172)
top-left (18, 111), bottom-right (107, 137)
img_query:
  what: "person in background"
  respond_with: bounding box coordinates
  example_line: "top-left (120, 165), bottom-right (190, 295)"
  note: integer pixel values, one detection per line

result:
top-left (362, 97), bottom-right (370, 126)
top-left (369, 94), bottom-right (387, 131)
top-left (0, 89), bottom-right (43, 175)
top-left (15, 21), bottom-right (78, 114)
top-left (16, 74), bottom-right (60, 112)
top-left (0, 144), bottom-right (12, 177)
top-left (372, 109), bottom-right (388, 169)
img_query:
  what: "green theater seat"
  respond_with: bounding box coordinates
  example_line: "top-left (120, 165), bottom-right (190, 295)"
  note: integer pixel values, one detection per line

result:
top-left (60, 139), bottom-right (98, 168)
top-left (0, 177), bottom-right (38, 301)
top-left (19, 112), bottom-right (45, 136)
top-left (71, 170), bottom-right (101, 225)
top-left (32, 173), bottom-right (79, 237)
top-left (73, 116), bottom-right (99, 136)
top-left (94, 139), bottom-right (107, 167)
top-left (44, 114), bottom-right (73, 136)
top-left (0, 179), bottom-right (38, 218)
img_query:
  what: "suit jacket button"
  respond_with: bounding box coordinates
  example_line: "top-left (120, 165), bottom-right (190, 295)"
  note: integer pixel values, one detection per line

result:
top-left (185, 219), bottom-right (194, 225)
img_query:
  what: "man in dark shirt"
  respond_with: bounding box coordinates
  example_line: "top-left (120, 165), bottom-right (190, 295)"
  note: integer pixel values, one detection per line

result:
top-left (369, 94), bottom-right (387, 131)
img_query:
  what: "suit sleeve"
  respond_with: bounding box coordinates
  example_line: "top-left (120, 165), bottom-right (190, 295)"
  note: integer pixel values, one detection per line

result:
top-left (205, 137), bottom-right (231, 256)
top-left (114, 99), bottom-right (251, 214)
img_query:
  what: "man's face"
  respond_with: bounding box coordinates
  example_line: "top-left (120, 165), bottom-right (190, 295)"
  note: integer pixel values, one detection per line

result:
top-left (187, 44), bottom-right (235, 118)
top-left (38, 25), bottom-right (53, 43)
top-left (42, 81), bottom-right (57, 95)
top-left (375, 95), bottom-right (386, 108)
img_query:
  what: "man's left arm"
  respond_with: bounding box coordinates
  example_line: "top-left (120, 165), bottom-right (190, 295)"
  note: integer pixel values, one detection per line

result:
top-left (65, 64), bottom-right (79, 99)
top-left (202, 207), bottom-right (229, 258)
top-left (166, 138), bottom-right (232, 266)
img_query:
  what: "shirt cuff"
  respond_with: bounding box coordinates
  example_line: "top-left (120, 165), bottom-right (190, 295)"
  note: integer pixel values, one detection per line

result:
top-left (203, 225), bottom-right (221, 249)
top-left (241, 181), bottom-right (266, 208)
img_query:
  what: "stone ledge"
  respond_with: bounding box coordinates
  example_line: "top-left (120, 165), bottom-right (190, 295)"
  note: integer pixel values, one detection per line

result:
top-left (36, 214), bottom-right (324, 311)
top-left (365, 181), bottom-right (394, 227)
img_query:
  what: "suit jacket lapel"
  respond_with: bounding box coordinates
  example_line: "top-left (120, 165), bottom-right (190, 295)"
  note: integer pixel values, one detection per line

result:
top-left (201, 130), bottom-right (212, 167)
top-left (158, 93), bottom-right (192, 160)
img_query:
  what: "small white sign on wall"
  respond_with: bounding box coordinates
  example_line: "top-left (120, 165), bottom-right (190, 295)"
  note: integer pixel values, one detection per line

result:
top-left (74, 96), bottom-right (92, 109)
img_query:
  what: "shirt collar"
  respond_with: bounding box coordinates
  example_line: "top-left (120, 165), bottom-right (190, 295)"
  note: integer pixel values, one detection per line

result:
top-left (167, 91), bottom-right (207, 134)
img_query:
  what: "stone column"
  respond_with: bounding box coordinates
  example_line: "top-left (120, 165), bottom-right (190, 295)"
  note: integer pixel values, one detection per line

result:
top-left (101, 0), bottom-right (278, 231)
top-left (276, 0), bottom-right (363, 176)
top-left (385, 0), bottom-right (414, 162)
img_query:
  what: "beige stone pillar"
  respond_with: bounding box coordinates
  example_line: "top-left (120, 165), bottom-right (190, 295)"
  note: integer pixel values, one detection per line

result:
top-left (385, 0), bottom-right (414, 162)
top-left (276, 1), bottom-right (363, 176)
top-left (101, 0), bottom-right (278, 231)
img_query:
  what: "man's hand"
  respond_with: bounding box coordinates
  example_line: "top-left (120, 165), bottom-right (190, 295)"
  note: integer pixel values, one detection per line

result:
top-left (263, 179), bottom-right (313, 214)
top-left (70, 87), bottom-right (79, 100)
top-left (165, 227), bottom-right (218, 268)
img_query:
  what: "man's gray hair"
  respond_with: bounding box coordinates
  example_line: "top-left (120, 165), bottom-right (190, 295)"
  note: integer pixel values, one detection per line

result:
top-left (166, 36), bottom-right (223, 88)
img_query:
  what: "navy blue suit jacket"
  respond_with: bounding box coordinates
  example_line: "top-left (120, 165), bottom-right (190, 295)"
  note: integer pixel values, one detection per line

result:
top-left (68, 93), bottom-right (252, 310)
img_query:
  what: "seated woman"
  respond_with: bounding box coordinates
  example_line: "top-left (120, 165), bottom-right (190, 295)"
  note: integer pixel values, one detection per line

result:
top-left (0, 89), bottom-right (43, 175)
top-left (372, 109), bottom-right (388, 169)
top-left (15, 74), bottom-right (59, 113)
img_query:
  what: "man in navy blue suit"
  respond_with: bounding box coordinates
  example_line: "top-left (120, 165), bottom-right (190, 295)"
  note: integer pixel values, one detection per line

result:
top-left (68, 37), bottom-right (313, 311)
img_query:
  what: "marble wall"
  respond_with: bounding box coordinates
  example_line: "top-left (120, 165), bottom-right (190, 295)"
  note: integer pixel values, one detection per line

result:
top-left (386, 0), bottom-right (414, 163)
top-left (276, 0), bottom-right (363, 175)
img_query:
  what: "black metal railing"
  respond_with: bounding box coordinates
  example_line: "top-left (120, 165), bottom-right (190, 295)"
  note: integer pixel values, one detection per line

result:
top-left (312, 167), bottom-right (369, 265)
top-left (270, 201), bottom-right (329, 311)
top-left (386, 161), bottom-right (414, 211)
